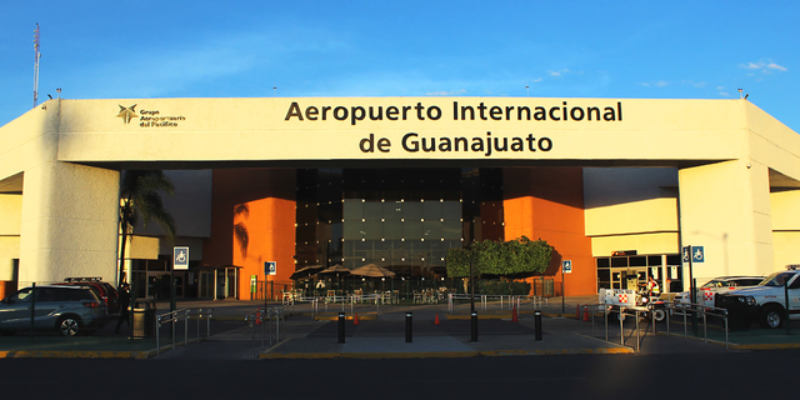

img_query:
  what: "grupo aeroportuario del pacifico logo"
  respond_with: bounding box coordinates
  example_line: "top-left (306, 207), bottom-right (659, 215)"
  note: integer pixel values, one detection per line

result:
top-left (116, 104), bottom-right (186, 127)
top-left (285, 99), bottom-right (624, 156)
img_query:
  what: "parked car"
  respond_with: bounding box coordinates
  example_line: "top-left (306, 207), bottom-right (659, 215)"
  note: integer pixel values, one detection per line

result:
top-left (0, 285), bottom-right (108, 336)
top-left (717, 270), bottom-right (800, 329)
top-left (56, 277), bottom-right (120, 314)
top-left (672, 276), bottom-right (764, 309)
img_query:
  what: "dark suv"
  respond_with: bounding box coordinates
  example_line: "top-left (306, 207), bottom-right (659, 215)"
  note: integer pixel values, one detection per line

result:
top-left (0, 285), bottom-right (107, 336)
top-left (56, 277), bottom-right (120, 314)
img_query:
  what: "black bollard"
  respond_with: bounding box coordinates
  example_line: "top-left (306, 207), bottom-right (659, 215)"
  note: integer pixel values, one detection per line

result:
top-left (534, 310), bottom-right (542, 341)
top-left (470, 311), bottom-right (478, 342)
top-left (405, 312), bottom-right (413, 343)
top-left (338, 312), bottom-right (345, 343)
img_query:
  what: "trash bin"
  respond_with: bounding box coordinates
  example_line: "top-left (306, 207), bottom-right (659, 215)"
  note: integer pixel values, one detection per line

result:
top-left (132, 300), bottom-right (157, 338)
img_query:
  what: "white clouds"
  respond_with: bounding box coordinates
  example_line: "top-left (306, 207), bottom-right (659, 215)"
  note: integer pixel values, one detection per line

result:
top-left (767, 62), bottom-right (788, 72)
top-left (741, 60), bottom-right (788, 73)
top-left (547, 69), bottom-right (570, 77)
top-left (68, 25), bottom-right (351, 98)
top-left (640, 80), bottom-right (668, 87)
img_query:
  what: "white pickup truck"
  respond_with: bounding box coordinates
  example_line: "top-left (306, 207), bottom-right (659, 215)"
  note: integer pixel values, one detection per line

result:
top-left (672, 276), bottom-right (764, 310)
top-left (715, 270), bottom-right (800, 329)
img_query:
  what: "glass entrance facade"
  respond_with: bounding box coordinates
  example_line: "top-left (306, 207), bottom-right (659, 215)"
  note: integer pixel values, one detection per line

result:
top-left (295, 168), bottom-right (504, 278)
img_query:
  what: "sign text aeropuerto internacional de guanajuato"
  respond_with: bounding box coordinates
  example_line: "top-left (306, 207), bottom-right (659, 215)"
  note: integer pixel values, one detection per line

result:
top-left (285, 100), bottom-right (623, 157)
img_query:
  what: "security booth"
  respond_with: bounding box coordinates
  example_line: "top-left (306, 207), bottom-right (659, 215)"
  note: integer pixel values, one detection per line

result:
top-left (193, 265), bottom-right (241, 300)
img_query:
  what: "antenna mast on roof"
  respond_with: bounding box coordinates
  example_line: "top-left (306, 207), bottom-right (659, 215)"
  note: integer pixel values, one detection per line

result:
top-left (33, 23), bottom-right (41, 108)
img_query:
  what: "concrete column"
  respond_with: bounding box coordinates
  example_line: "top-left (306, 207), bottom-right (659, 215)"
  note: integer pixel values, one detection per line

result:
top-left (771, 189), bottom-right (800, 270)
top-left (678, 159), bottom-right (773, 287)
top-left (19, 161), bottom-right (119, 285)
top-left (0, 194), bottom-right (22, 281)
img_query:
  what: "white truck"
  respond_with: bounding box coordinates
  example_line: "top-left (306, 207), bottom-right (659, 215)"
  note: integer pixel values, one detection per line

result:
top-left (672, 276), bottom-right (764, 310)
top-left (715, 270), bottom-right (800, 329)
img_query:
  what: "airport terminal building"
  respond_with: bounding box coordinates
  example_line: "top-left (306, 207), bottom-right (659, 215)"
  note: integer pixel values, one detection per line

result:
top-left (1, 97), bottom-right (799, 299)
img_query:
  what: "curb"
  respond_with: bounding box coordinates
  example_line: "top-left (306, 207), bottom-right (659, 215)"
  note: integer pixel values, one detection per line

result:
top-left (260, 351), bottom-right (480, 359)
top-left (446, 314), bottom-right (511, 320)
top-left (259, 347), bottom-right (634, 359)
top-left (314, 314), bottom-right (378, 321)
top-left (729, 342), bottom-right (800, 350)
top-left (0, 350), bottom-right (157, 359)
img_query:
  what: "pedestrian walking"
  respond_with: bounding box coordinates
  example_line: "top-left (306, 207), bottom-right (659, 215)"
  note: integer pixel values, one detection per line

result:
top-left (115, 283), bottom-right (131, 334)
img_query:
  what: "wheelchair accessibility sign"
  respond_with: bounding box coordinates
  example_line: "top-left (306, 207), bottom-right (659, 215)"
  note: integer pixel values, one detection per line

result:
top-left (682, 246), bottom-right (704, 263)
top-left (174, 246), bottom-right (189, 270)
top-left (562, 260), bottom-right (572, 274)
top-left (265, 261), bottom-right (277, 276)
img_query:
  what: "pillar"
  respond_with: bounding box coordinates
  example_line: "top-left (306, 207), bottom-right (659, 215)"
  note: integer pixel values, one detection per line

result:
top-left (19, 161), bottom-right (120, 285)
top-left (678, 159), bottom-right (774, 287)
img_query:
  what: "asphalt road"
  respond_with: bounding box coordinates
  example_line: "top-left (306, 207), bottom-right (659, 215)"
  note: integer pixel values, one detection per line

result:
top-left (0, 350), bottom-right (795, 400)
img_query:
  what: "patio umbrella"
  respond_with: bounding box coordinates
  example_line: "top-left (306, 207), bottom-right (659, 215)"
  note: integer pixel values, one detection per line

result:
top-left (320, 264), bottom-right (351, 275)
top-left (319, 264), bottom-right (351, 290)
top-left (289, 265), bottom-right (325, 281)
top-left (350, 264), bottom-right (396, 278)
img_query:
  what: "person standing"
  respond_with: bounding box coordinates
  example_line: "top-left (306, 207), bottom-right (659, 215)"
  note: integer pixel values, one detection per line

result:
top-left (646, 276), bottom-right (661, 297)
top-left (115, 283), bottom-right (131, 334)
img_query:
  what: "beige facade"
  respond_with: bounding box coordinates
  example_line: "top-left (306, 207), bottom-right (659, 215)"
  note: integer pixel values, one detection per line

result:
top-left (1, 97), bottom-right (799, 290)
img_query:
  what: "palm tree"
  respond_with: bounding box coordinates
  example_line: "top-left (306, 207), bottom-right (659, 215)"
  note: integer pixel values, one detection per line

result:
top-left (118, 170), bottom-right (177, 287)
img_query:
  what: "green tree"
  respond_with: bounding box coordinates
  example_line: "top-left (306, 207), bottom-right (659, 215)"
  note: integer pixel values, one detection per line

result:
top-left (118, 170), bottom-right (177, 287)
top-left (446, 236), bottom-right (552, 279)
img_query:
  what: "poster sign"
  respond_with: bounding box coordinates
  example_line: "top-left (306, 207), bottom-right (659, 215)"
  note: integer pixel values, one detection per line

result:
top-left (265, 261), bottom-right (277, 276)
top-left (173, 246), bottom-right (189, 270)
top-left (562, 260), bottom-right (572, 274)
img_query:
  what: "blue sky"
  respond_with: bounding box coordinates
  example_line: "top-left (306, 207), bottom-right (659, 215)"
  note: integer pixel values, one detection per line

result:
top-left (2, 1), bottom-right (799, 131)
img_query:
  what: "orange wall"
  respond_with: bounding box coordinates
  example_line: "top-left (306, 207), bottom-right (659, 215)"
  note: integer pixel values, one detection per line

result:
top-left (204, 169), bottom-right (295, 298)
top-left (504, 167), bottom-right (595, 296)
top-left (0, 281), bottom-right (16, 299)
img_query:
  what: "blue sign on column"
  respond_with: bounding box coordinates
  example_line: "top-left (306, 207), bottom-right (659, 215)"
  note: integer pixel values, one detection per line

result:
top-left (692, 246), bottom-right (704, 263)
top-left (682, 245), bottom-right (705, 263)
top-left (562, 260), bottom-right (572, 274)
top-left (265, 261), bottom-right (277, 276)
top-left (174, 246), bottom-right (189, 270)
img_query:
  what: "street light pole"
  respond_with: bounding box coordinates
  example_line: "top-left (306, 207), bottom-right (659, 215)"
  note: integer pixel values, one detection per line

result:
top-left (469, 254), bottom-right (475, 313)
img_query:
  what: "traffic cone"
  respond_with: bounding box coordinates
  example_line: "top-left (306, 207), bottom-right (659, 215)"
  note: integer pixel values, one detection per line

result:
top-left (255, 311), bottom-right (262, 325)
top-left (511, 306), bottom-right (518, 322)
top-left (353, 313), bottom-right (360, 325)
top-left (582, 306), bottom-right (590, 322)
top-left (434, 313), bottom-right (440, 325)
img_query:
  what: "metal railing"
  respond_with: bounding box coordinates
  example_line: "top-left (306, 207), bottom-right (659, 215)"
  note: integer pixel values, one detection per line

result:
top-left (664, 301), bottom-right (730, 348)
top-left (288, 294), bottom-right (386, 318)
top-left (595, 300), bottom-right (730, 352)
top-left (156, 308), bottom-right (213, 355)
top-left (514, 295), bottom-right (550, 314)
top-left (602, 304), bottom-right (648, 352)
top-left (448, 294), bottom-right (545, 314)
top-left (244, 307), bottom-right (284, 357)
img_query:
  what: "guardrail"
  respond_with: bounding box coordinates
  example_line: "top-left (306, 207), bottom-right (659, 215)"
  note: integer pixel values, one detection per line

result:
top-left (514, 295), bottom-right (550, 314)
top-left (597, 301), bottom-right (730, 352)
top-left (448, 294), bottom-right (546, 314)
top-left (665, 301), bottom-right (729, 348)
top-left (156, 308), bottom-right (214, 356)
top-left (244, 307), bottom-right (284, 357)
top-left (602, 304), bottom-right (648, 352)
top-left (286, 294), bottom-right (387, 317)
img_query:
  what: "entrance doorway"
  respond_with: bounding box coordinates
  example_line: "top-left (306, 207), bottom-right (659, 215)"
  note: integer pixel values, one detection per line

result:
top-left (596, 253), bottom-right (682, 294)
top-left (193, 265), bottom-right (241, 300)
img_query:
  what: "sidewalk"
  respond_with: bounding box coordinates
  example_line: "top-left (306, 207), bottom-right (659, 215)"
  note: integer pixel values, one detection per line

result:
top-left (2, 296), bottom-right (799, 359)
